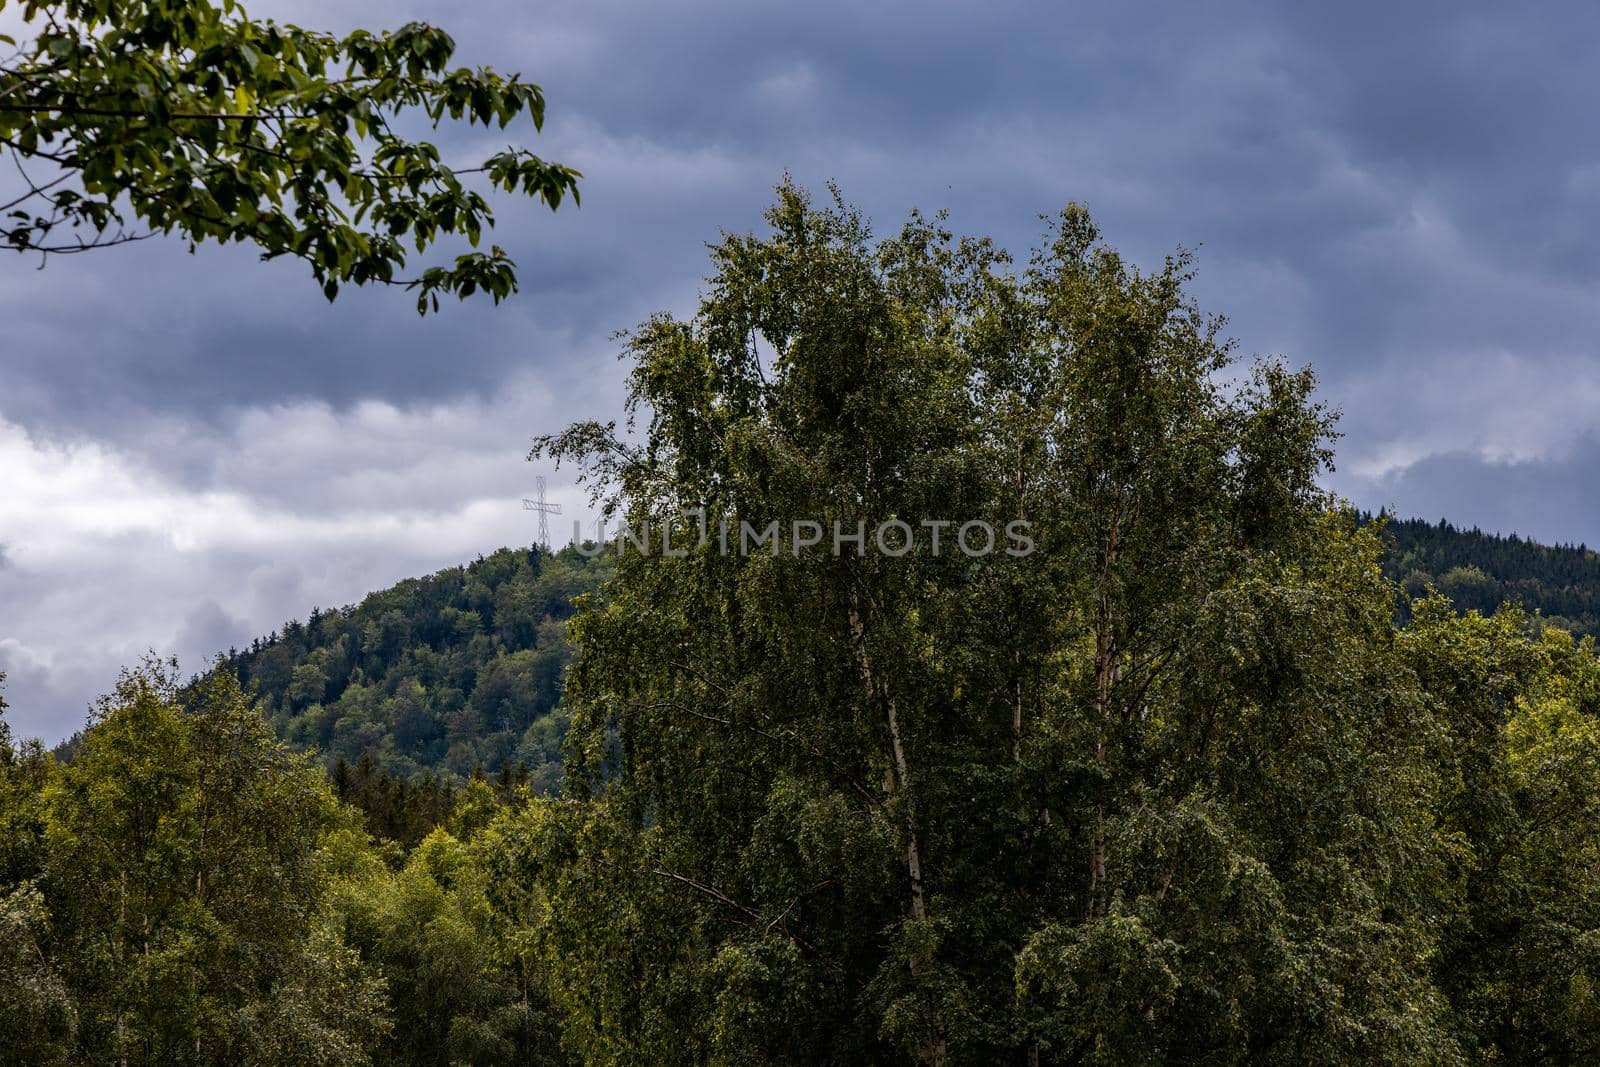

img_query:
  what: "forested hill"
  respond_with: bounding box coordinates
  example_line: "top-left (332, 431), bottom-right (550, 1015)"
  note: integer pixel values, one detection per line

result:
top-left (1367, 513), bottom-right (1600, 636)
top-left (220, 545), bottom-right (611, 790)
top-left (221, 516), bottom-right (1600, 794)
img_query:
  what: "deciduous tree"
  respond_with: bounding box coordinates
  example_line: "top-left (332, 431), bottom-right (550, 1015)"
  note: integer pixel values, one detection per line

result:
top-left (530, 183), bottom-right (1461, 1063)
top-left (1, 0), bottom-right (579, 311)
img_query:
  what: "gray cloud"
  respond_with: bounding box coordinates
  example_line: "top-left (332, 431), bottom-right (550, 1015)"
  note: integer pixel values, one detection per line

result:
top-left (1367, 439), bottom-right (1600, 550)
top-left (3, 0), bottom-right (1599, 738)
top-left (174, 600), bottom-right (255, 667)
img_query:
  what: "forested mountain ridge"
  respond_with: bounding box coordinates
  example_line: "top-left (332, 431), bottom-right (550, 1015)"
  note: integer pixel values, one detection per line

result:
top-left (1367, 512), bottom-right (1600, 636)
top-left (221, 545), bottom-right (611, 790)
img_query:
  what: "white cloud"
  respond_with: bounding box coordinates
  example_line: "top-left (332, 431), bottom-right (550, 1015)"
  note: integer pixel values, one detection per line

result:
top-left (1333, 349), bottom-right (1600, 481)
top-left (0, 385), bottom-right (600, 742)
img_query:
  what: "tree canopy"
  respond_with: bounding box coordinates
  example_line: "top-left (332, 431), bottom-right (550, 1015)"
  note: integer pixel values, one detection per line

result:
top-left (5, 187), bottom-right (1600, 1064)
top-left (523, 183), bottom-right (1600, 1062)
top-left (216, 546), bottom-right (609, 794)
top-left (1369, 513), bottom-right (1600, 636)
top-left (0, 0), bottom-right (579, 311)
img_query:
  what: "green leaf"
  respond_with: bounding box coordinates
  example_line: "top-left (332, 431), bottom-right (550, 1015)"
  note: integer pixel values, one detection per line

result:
top-left (0, 0), bottom-right (577, 312)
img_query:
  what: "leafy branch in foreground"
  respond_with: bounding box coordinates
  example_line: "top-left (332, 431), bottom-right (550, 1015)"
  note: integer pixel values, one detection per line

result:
top-left (0, 0), bottom-right (580, 312)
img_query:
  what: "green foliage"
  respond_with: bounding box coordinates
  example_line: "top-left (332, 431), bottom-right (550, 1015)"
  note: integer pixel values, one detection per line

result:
top-left (0, 0), bottom-right (579, 312)
top-left (1, 665), bottom-right (483, 1064)
top-left (1370, 513), bottom-right (1600, 635)
top-left (6, 192), bottom-right (1600, 1064)
top-left (231, 922), bottom-right (390, 1067)
top-left (329, 750), bottom-right (462, 851)
top-left (225, 545), bottom-right (609, 799)
top-left (0, 672), bottom-right (51, 890)
top-left (0, 659), bottom-right (390, 1064)
top-left (1401, 601), bottom-right (1600, 1061)
top-left (327, 820), bottom-right (568, 1066)
top-left (0, 882), bottom-right (76, 1065)
top-left (0, 672), bottom-right (78, 1063)
top-left (526, 184), bottom-right (1463, 1063)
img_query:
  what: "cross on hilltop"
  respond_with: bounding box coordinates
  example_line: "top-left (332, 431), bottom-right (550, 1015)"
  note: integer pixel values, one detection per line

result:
top-left (522, 475), bottom-right (562, 551)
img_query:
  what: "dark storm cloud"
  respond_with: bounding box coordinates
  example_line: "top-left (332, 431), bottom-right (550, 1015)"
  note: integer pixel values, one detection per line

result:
top-left (8, 0), bottom-right (1598, 438)
top-left (4, 0), bottom-right (1600, 739)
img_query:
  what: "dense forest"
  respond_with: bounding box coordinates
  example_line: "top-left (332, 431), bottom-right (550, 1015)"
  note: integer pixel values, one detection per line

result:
top-left (6, 188), bottom-right (1600, 1064)
top-left (224, 547), bottom-right (607, 785)
top-left (223, 512), bottom-right (1600, 801)
top-left (1368, 513), bottom-right (1600, 635)
top-left (47, 546), bottom-right (610, 844)
top-left (86, 508), bottom-right (1587, 852)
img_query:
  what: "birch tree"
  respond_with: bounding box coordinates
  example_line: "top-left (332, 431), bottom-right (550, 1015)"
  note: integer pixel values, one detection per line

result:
top-left (524, 183), bottom-right (1458, 1063)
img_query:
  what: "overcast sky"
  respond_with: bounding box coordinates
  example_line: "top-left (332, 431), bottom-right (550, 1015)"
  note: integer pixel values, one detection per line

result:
top-left (4, 0), bottom-right (1600, 739)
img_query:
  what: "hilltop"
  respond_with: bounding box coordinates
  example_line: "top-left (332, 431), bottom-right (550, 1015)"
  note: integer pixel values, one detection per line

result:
top-left (1368, 513), bottom-right (1600, 636)
top-left (222, 545), bottom-right (611, 790)
top-left (218, 515), bottom-right (1600, 799)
